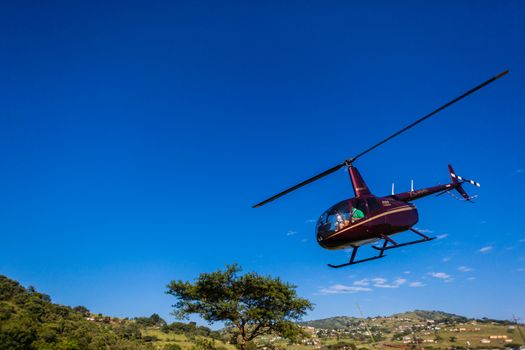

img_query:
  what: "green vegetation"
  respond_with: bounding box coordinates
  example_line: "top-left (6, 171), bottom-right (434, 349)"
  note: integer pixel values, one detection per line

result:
top-left (0, 275), bottom-right (235, 350)
top-left (167, 264), bottom-right (313, 350)
top-left (0, 275), bottom-right (153, 350)
top-left (1, 273), bottom-right (523, 350)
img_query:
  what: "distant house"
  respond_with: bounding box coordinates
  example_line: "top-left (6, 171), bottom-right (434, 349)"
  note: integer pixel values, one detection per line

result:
top-left (489, 335), bottom-right (507, 339)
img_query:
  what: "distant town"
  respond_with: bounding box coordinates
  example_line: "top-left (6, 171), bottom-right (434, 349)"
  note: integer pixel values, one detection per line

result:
top-left (296, 310), bottom-right (524, 349)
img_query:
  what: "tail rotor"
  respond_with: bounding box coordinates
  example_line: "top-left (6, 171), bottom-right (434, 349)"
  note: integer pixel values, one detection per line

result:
top-left (437, 165), bottom-right (480, 202)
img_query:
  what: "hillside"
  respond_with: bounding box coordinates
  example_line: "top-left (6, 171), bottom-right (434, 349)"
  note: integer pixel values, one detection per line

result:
top-left (0, 275), bottom-right (233, 350)
top-left (0, 275), bottom-right (156, 350)
top-left (1, 274), bottom-right (523, 350)
top-left (391, 310), bottom-right (469, 323)
top-left (300, 316), bottom-right (361, 330)
top-left (300, 310), bottom-right (469, 330)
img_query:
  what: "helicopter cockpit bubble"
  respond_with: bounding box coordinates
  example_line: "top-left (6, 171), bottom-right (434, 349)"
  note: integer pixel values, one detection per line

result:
top-left (316, 200), bottom-right (352, 239)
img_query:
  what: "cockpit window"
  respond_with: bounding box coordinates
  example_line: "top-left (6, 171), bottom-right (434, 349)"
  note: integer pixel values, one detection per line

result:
top-left (316, 200), bottom-right (352, 239)
top-left (350, 199), bottom-right (366, 222)
top-left (366, 198), bottom-right (380, 214)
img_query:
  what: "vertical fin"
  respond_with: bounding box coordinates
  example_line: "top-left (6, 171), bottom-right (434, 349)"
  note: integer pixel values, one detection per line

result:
top-left (348, 166), bottom-right (372, 197)
top-left (448, 164), bottom-right (470, 200)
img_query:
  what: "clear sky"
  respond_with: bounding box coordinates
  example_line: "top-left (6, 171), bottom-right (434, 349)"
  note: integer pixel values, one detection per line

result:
top-left (1, 1), bottom-right (524, 325)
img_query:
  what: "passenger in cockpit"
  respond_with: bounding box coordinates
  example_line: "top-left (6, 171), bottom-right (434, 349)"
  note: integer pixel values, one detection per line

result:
top-left (351, 206), bottom-right (365, 222)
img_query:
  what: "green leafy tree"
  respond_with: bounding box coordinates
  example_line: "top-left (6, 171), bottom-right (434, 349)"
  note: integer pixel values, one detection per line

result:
top-left (73, 306), bottom-right (90, 317)
top-left (167, 264), bottom-right (313, 350)
top-left (135, 313), bottom-right (167, 327)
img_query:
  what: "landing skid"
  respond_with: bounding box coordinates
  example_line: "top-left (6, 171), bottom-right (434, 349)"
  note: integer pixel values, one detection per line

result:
top-left (328, 241), bottom-right (388, 269)
top-left (328, 228), bottom-right (436, 268)
top-left (372, 227), bottom-right (436, 251)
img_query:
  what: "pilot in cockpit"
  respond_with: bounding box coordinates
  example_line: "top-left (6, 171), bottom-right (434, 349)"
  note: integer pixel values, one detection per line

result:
top-left (336, 213), bottom-right (350, 230)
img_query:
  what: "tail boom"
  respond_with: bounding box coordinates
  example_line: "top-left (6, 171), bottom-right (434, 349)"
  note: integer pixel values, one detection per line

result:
top-left (389, 165), bottom-right (479, 202)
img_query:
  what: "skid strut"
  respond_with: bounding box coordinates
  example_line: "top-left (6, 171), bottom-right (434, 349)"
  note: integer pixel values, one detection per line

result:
top-left (328, 241), bottom-right (387, 269)
top-left (372, 227), bottom-right (436, 251)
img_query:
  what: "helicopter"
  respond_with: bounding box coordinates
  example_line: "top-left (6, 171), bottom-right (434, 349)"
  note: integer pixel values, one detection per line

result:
top-left (253, 70), bottom-right (508, 268)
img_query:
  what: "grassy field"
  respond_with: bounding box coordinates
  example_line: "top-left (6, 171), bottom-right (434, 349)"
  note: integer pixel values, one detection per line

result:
top-left (141, 328), bottom-right (237, 350)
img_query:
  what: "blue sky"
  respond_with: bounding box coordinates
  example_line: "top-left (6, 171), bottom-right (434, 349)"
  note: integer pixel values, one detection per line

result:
top-left (1, 1), bottom-right (524, 325)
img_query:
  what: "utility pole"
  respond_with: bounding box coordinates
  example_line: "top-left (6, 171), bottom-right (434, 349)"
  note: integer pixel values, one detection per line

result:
top-left (356, 303), bottom-right (376, 346)
top-left (513, 315), bottom-right (524, 345)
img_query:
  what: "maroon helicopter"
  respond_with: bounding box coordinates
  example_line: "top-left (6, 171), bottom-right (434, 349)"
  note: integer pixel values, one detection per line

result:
top-left (253, 70), bottom-right (508, 268)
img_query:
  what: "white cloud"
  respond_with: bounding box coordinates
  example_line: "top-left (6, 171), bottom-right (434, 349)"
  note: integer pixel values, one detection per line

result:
top-left (372, 278), bottom-right (387, 285)
top-left (394, 278), bottom-right (407, 286)
top-left (372, 277), bottom-right (406, 288)
top-left (286, 230), bottom-right (297, 236)
top-left (442, 256), bottom-right (452, 263)
top-left (437, 234), bottom-right (449, 240)
top-left (300, 238), bottom-right (308, 243)
top-left (409, 281), bottom-right (426, 288)
top-left (428, 272), bottom-right (452, 282)
top-left (403, 271), bottom-right (411, 275)
top-left (457, 266), bottom-right (473, 273)
top-left (305, 219), bottom-right (316, 223)
top-left (353, 279), bottom-right (370, 287)
top-left (519, 238), bottom-right (525, 243)
top-left (516, 169), bottom-right (524, 174)
top-left (517, 267), bottom-right (525, 272)
top-left (467, 277), bottom-right (476, 281)
top-left (319, 284), bottom-right (373, 295)
top-left (478, 246), bottom-right (493, 253)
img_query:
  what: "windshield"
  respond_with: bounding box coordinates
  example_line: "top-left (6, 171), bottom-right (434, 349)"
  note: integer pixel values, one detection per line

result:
top-left (316, 200), bottom-right (351, 239)
top-left (316, 199), bottom-right (369, 240)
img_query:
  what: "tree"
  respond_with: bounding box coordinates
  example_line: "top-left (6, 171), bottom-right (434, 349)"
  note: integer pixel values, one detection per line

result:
top-left (167, 264), bottom-right (313, 350)
top-left (73, 305), bottom-right (90, 317)
top-left (135, 313), bottom-right (167, 327)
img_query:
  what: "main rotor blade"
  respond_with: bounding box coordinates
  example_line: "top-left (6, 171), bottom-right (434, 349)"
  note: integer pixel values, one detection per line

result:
top-left (252, 162), bottom-right (346, 208)
top-left (348, 70), bottom-right (509, 163)
top-left (253, 70), bottom-right (508, 208)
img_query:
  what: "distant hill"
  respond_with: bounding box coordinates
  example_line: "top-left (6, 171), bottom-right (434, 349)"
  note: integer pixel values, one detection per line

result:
top-left (300, 310), bottom-right (470, 330)
top-left (299, 316), bottom-right (361, 329)
top-left (391, 310), bottom-right (470, 323)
